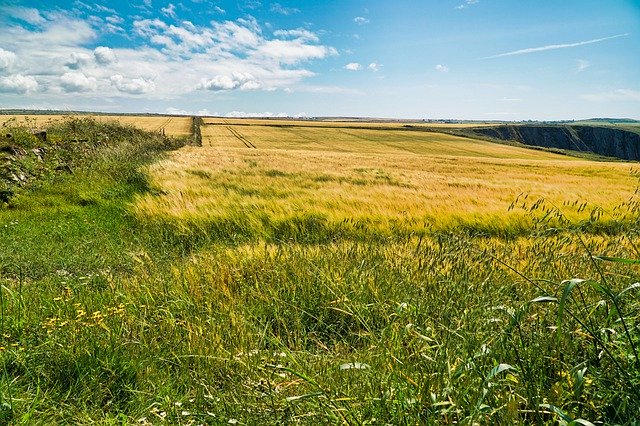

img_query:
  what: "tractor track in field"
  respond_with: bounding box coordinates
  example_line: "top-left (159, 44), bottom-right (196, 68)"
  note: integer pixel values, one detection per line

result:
top-left (227, 126), bottom-right (256, 148)
top-left (155, 117), bottom-right (173, 133)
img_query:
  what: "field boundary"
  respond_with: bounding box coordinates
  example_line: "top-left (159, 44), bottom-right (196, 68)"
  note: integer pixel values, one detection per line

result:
top-left (191, 116), bottom-right (203, 146)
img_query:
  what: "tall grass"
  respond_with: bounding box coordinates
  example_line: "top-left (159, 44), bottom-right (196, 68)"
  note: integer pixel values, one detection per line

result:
top-left (1, 119), bottom-right (639, 424)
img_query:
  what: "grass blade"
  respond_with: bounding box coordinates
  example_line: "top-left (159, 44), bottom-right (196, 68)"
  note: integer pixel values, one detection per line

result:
top-left (593, 256), bottom-right (640, 264)
top-left (530, 296), bottom-right (558, 303)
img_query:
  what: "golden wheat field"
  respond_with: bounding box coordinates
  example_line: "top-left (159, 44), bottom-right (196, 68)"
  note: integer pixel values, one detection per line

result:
top-left (133, 121), bottom-right (638, 234)
top-left (0, 114), bottom-right (193, 137)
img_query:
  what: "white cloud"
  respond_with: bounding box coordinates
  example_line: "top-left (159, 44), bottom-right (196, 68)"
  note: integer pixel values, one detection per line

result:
top-left (345, 62), bottom-right (361, 71)
top-left (456, 0), bottom-right (479, 9)
top-left (4, 7), bottom-right (46, 25)
top-left (225, 110), bottom-right (288, 118)
top-left (270, 3), bottom-right (300, 15)
top-left (65, 52), bottom-right (92, 69)
top-left (60, 72), bottom-right (97, 92)
top-left (353, 16), bottom-right (369, 25)
top-left (110, 74), bottom-right (156, 94)
top-left (106, 15), bottom-right (125, 25)
top-left (74, 2), bottom-right (116, 14)
top-left (213, 6), bottom-right (225, 14)
top-left (94, 46), bottom-right (117, 64)
top-left (0, 9), bottom-right (336, 102)
top-left (577, 59), bottom-right (590, 72)
top-left (161, 3), bottom-right (177, 19)
top-left (166, 107), bottom-right (190, 115)
top-left (434, 64), bottom-right (449, 72)
top-left (368, 62), bottom-right (381, 72)
top-left (485, 33), bottom-right (628, 59)
top-left (0, 48), bottom-right (17, 71)
top-left (257, 40), bottom-right (336, 65)
top-left (581, 89), bottom-right (640, 102)
top-left (0, 74), bottom-right (38, 94)
top-left (273, 29), bottom-right (319, 42)
top-left (198, 72), bottom-right (262, 91)
top-left (241, 1), bottom-right (262, 10)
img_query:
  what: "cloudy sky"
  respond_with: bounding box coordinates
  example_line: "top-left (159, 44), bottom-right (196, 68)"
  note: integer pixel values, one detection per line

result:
top-left (0, 0), bottom-right (638, 120)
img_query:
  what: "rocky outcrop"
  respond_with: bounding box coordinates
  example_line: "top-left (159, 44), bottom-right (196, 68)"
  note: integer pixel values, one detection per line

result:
top-left (471, 125), bottom-right (640, 161)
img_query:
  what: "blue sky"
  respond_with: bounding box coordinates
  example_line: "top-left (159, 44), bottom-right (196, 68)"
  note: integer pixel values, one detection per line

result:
top-left (0, 0), bottom-right (638, 119)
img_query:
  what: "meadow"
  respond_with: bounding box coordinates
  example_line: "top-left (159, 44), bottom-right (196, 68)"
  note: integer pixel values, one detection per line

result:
top-left (1, 116), bottom-right (639, 424)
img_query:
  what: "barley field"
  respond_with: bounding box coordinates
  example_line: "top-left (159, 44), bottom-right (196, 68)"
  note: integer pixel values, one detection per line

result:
top-left (0, 114), bottom-right (193, 137)
top-left (137, 122), bottom-right (638, 237)
top-left (1, 117), bottom-right (639, 424)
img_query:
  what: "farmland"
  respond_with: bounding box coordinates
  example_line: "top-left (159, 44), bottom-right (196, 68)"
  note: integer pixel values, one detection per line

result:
top-left (0, 114), bottom-right (193, 138)
top-left (1, 115), bottom-right (640, 424)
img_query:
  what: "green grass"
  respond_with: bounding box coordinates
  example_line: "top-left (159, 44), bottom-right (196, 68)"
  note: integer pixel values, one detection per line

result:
top-left (1, 120), bottom-right (640, 424)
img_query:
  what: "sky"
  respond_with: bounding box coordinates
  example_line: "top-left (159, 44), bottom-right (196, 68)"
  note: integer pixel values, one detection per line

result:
top-left (0, 0), bottom-right (638, 120)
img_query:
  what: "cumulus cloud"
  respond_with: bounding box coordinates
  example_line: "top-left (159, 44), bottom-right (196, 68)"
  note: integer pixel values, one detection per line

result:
top-left (0, 48), bottom-right (17, 71)
top-left (198, 72), bottom-right (262, 91)
top-left (213, 6), bottom-right (225, 14)
top-left (270, 3), bottom-right (300, 15)
top-left (353, 16), bottom-right (369, 25)
top-left (65, 52), bottom-right (92, 69)
top-left (110, 74), bottom-right (156, 94)
top-left (345, 62), bottom-right (361, 71)
top-left (435, 64), bottom-right (449, 72)
top-left (0, 74), bottom-right (38, 94)
top-left (0, 8), bottom-right (336, 101)
top-left (94, 46), bottom-right (117, 64)
top-left (60, 72), bottom-right (97, 92)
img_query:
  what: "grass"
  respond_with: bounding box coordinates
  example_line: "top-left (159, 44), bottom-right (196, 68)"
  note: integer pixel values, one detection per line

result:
top-left (1, 119), bottom-right (639, 424)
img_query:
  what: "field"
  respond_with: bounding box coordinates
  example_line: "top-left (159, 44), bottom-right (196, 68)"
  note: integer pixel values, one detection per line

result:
top-left (142, 122), bottom-right (637, 235)
top-left (1, 117), bottom-right (640, 424)
top-left (0, 114), bottom-right (193, 138)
